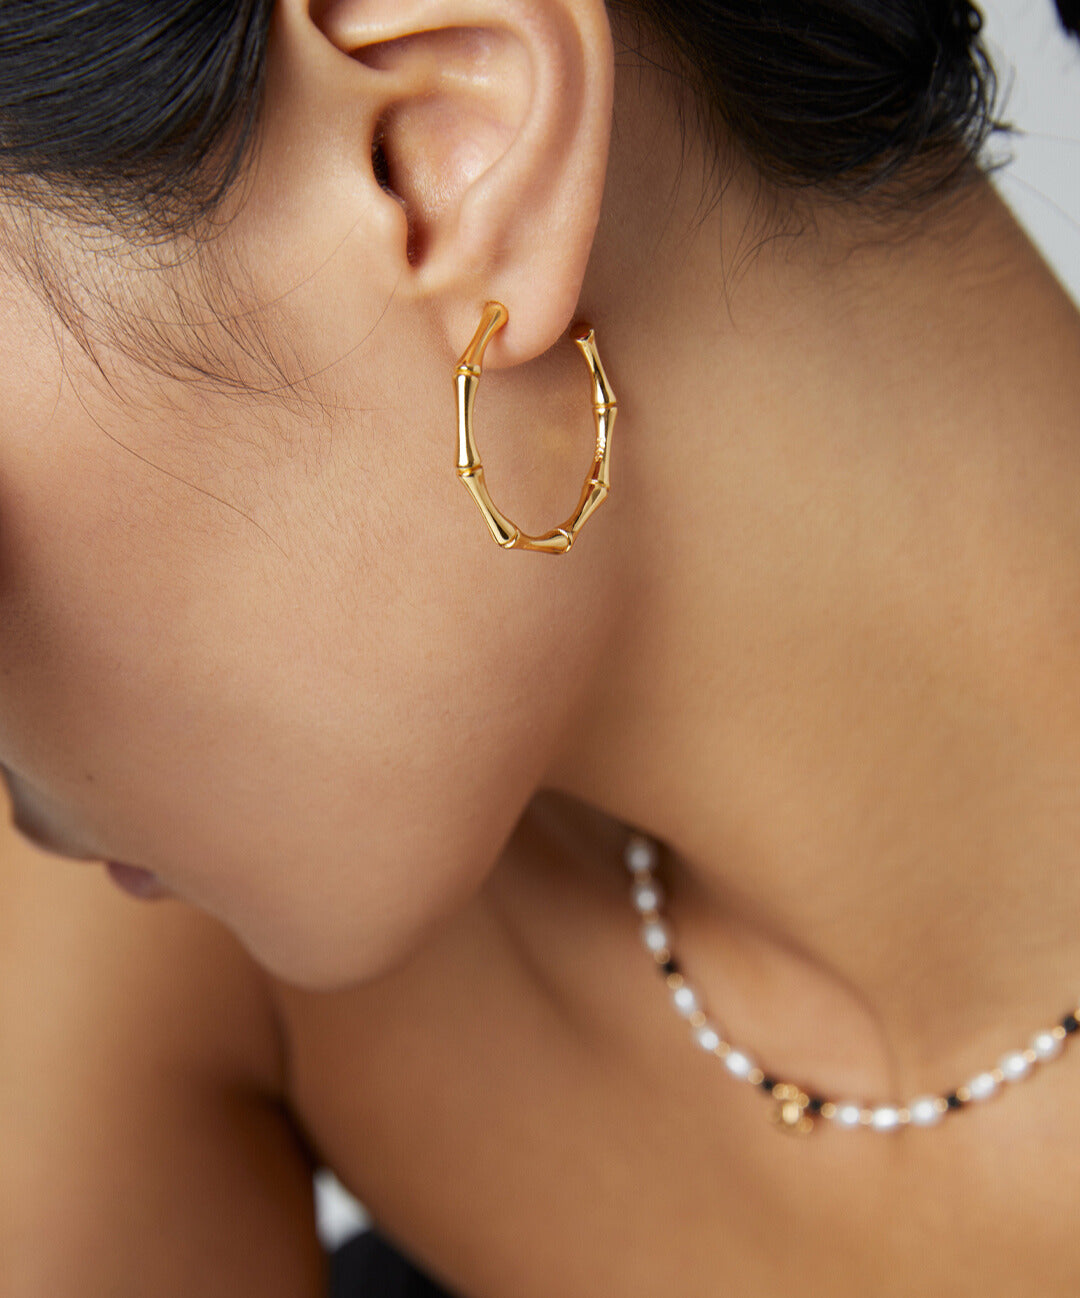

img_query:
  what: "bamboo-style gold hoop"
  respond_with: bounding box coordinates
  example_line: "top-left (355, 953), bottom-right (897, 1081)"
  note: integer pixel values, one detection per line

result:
top-left (454, 301), bottom-right (617, 554)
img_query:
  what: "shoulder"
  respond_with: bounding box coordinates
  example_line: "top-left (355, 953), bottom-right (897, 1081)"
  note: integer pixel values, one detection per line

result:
top-left (0, 820), bottom-right (285, 1095)
top-left (0, 810), bottom-right (325, 1298)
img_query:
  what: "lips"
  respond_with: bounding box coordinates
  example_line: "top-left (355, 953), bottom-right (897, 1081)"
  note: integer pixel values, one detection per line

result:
top-left (10, 816), bottom-right (172, 900)
top-left (1, 768), bottom-right (173, 901)
top-left (104, 861), bottom-right (173, 901)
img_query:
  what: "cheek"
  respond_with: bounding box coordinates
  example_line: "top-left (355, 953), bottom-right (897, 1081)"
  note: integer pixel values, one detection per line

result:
top-left (0, 401), bottom-right (584, 986)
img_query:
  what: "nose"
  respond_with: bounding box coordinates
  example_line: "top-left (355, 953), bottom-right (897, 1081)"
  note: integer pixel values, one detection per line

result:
top-left (1, 762), bottom-right (99, 863)
top-left (9, 810), bottom-right (98, 863)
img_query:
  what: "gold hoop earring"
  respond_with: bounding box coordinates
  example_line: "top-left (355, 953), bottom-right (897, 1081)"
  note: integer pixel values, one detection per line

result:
top-left (454, 301), bottom-right (617, 554)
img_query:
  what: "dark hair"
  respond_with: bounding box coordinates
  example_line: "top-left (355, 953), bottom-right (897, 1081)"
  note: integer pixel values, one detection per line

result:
top-left (0, 0), bottom-right (1078, 405)
top-left (0, 0), bottom-right (1077, 237)
top-left (0, 0), bottom-right (274, 234)
top-left (610, 1), bottom-right (1042, 211)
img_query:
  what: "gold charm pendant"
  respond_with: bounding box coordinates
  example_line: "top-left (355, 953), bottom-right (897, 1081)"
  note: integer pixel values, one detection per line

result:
top-left (770, 1084), bottom-right (815, 1134)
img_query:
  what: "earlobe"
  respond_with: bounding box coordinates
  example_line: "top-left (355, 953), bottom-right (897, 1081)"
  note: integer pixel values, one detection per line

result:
top-left (302, 0), bottom-right (615, 367)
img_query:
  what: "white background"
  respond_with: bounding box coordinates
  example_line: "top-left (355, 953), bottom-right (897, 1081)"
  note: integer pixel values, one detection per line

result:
top-left (981, 0), bottom-right (1080, 302)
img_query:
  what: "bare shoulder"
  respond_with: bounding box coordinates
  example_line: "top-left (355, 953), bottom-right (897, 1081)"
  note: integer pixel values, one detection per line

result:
top-left (0, 811), bottom-right (326, 1298)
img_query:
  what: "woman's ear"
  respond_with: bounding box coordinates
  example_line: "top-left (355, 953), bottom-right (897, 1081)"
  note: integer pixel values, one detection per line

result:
top-left (277, 0), bottom-right (615, 366)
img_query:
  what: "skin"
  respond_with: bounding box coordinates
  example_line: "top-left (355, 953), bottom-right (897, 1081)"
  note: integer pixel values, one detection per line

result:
top-left (3, 0), bottom-right (1080, 1293)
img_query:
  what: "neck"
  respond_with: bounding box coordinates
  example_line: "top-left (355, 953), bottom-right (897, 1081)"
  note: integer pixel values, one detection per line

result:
top-left (544, 48), bottom-right (1080, 1102)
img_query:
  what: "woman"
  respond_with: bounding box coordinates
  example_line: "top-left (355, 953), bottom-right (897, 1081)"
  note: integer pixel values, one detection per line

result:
top-left (1, 0), bottom-right (1079, 1293)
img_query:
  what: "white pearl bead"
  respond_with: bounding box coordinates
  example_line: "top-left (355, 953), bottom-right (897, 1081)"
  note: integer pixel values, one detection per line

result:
top-left (631, 880), bottom-right (664, 914)
top-left (967, 1071), bottom-right (998, 1101)
top-left (672, 984), bottom-right (700, 1017)
top-left (999, 1050), bottom-right (1031, 1082)
top-left (723, 1050), bottom-right (754, 1079)
top-left (871, 1106), bottom-right (901, 1131)
top-left (908, 1096), bottom-right (944, 1126)
top-left (641, 920), bottom-right (670, 954)
top-left (1031, 1029), bottom-right (1063, 1061)
top-left (833, 1103), bottom-right (862, 1128)
top-left (625, 836), bottom-right (659, 874)
top-left (695, 1025), bottom-right (721, 1052)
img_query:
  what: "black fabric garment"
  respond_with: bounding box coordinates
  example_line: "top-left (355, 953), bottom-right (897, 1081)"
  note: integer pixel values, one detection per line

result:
top-left (328, 1230), bottom-right (459, 1298)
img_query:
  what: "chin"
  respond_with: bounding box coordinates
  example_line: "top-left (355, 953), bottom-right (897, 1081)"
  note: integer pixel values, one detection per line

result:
top-left (235, 903), bottom-right (449, 994)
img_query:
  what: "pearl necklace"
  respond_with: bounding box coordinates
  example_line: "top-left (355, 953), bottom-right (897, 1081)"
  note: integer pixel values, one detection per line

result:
top-left (624, 832), bottom-right (1080, 1134)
